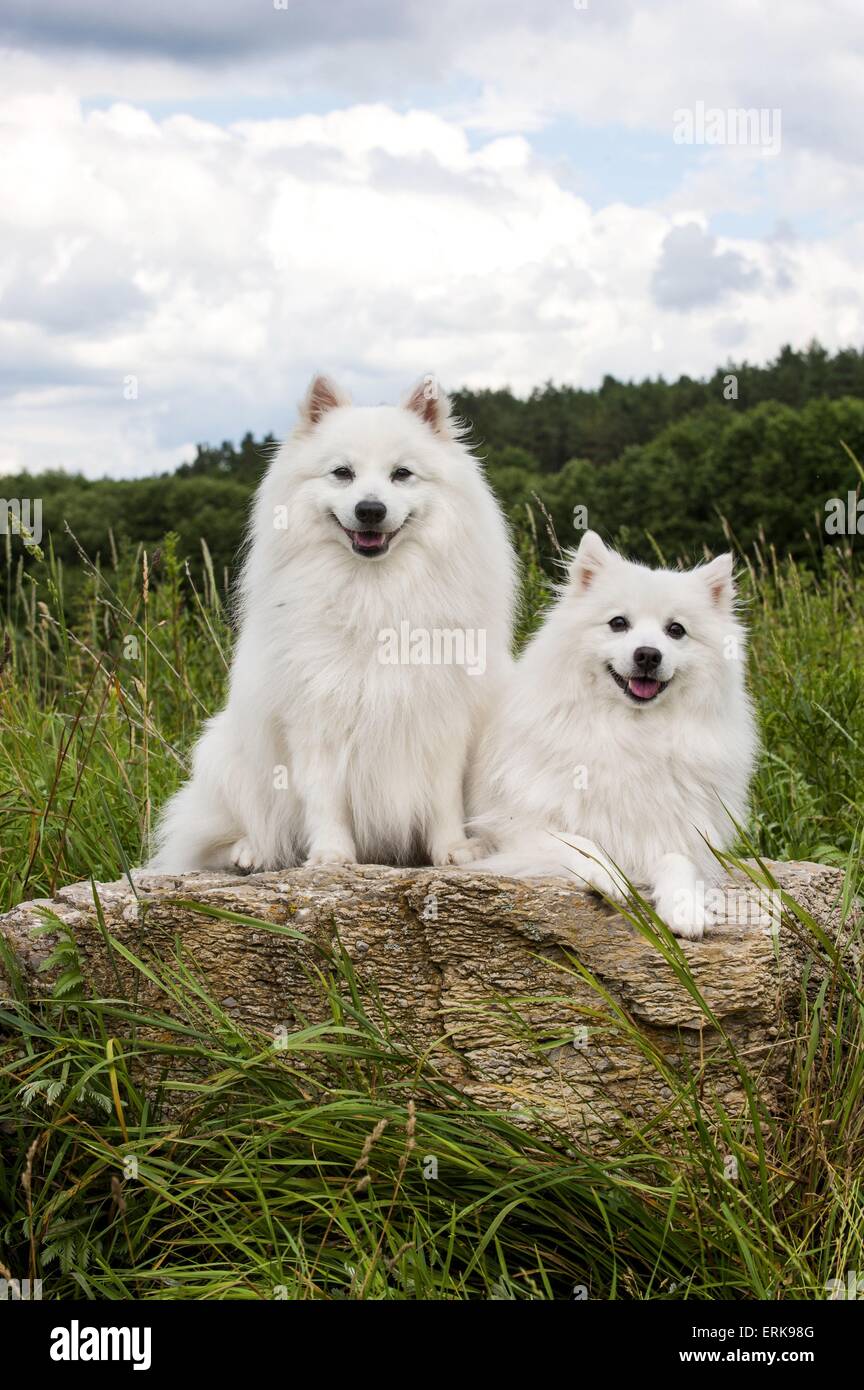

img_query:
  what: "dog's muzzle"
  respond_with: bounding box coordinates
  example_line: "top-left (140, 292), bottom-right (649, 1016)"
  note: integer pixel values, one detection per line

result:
top-left (333, 514), bottom-right (404, 558)
top-left (608, 665), bottom-right (670, 703)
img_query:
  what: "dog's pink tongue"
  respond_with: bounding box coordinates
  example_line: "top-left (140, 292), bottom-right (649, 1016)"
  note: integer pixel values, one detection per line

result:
top-left (628, 676), bottom-right (660, 700)
top-left (353, 531), bottom-right (385, 549)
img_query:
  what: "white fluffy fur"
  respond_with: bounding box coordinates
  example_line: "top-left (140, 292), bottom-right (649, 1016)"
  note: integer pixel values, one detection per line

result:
top-left (466, 531), bottom-right (759, 938)
top-left (149, 376), bottom-right (516, 873)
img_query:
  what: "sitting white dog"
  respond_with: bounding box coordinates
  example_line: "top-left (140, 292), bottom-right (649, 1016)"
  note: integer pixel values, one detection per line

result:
top-left (467, 530), bottom-right (759, 938)
top-left (150, 375), bottom-right (516, 873)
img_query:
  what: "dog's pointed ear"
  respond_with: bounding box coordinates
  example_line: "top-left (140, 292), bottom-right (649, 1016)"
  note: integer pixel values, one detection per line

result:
top-left (404, 375), bottom-right (453, 437)
top-left (568, 530), bottom-right (613, 591)
top-left (297, 375), bottom-right (350, 432)
top-left (699, 552), bottom-right (735, 607)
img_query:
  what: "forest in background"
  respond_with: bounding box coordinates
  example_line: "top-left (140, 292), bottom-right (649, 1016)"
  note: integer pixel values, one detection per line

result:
top-left (2, 340), bottom-right (863, 610)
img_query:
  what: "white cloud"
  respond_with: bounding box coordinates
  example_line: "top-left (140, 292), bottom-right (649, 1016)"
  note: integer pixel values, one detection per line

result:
top-left (0, 0), bottom-right (861, 475)
top-left (652, 223), bottom-right (763, 309)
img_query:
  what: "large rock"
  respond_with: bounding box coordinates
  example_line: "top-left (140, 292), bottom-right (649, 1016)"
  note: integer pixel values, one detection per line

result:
top-left (0, 862), bottom-right (854, 1149)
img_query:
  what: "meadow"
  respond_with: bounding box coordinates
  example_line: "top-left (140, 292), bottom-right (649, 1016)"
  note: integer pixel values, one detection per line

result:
top-left (0, 511), bottom-right (862, 1300)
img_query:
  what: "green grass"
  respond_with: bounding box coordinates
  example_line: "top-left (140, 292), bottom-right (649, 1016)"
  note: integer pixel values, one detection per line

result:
top-left (0, 521), bottom-right (862, 1299)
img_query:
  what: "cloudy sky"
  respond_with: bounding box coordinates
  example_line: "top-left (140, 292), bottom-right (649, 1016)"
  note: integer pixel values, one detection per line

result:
top-left (1, 0), bottom-right (862, 477)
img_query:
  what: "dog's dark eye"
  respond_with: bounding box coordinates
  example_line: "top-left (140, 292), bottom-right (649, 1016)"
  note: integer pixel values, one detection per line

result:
top-left (331, 466), bottom-right (354, 482)
top-left (391, 467), bottom-right (413, 482)
top-left (666, 622), bottom-right (687, 640)
top-left (608, 616), bottom-right (629, 632)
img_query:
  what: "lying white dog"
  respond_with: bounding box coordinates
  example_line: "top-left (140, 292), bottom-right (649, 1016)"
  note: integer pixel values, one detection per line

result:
top-left (467, 530), bottom-right (759, 938)
top-left (150, 375), bottom-right (516, 872)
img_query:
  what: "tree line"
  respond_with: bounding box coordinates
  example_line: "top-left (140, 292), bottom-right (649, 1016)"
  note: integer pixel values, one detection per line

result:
top-left (2, 341), bottom-right (861, 615)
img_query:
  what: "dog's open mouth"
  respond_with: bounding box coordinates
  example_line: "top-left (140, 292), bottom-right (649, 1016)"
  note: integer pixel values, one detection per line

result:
top-left (335, 519), bottom-right (403, 557)
top-left (608, 666), bottom-right (670, 703)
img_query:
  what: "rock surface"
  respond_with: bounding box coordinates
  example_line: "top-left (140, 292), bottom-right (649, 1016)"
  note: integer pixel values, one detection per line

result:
top-left (0, 861), bottom-right (853, 1149)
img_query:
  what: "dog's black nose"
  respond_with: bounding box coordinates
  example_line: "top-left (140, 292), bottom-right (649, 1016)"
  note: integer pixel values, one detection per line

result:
top-left (354, 499), bottom-right (387, 526)
top-left (633, 646), bottom-right (662, 670)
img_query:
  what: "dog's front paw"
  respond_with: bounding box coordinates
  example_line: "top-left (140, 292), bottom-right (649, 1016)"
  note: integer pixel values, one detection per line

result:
top-left (435, 836), bottom-right (493, 867)
top-left (653, 889), bottom-right (717, 940)
top-left (552, 835), bottom-right (628, 904)
top-left (304, 845), bottom-right (356, 867)
top-left (229, 837), bottom-right (258, 873)
top-left (585, 860), bottom-right (629, 905)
